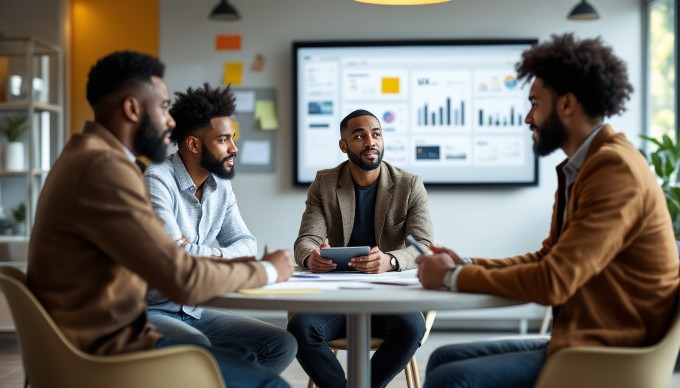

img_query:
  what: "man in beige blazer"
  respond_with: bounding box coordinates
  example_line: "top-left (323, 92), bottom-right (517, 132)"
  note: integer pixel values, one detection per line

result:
top-left (289, 109), bottom-right (434, 388)
top-left (417, 34), bottom-right (680, 387)
top-left (27, 51), bottom-right (292, 388)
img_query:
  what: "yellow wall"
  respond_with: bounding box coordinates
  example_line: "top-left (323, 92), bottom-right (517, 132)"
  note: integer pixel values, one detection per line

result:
top-left (70, 0), bottom-right (158, 133)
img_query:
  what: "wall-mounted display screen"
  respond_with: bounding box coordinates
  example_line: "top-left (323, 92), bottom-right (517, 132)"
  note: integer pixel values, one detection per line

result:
top-left (293, 39), bottom-right (538, 186)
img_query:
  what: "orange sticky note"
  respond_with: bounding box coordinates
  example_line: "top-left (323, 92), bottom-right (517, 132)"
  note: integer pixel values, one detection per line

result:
top-left (223, 62), bottom-right (243, 85)
top-left (232, 120), bottom-right (240, 140)
top-left (382, 77), bottom-right (400, 94)
top-left (216, 34), bottom-right (241, 50)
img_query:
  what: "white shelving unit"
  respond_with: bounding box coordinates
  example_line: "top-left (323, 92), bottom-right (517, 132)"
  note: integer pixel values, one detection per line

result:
top-left (0, 37), bottom-right (64, 262)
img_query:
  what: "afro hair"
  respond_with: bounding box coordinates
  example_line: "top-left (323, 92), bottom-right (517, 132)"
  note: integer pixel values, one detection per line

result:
top-left (169, 82), bottom-right (237, 144)
top-left (516, 33), bottom-right (633, 119)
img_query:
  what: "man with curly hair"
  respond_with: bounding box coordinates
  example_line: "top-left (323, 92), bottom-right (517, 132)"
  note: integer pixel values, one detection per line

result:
top-left (143, 82), bottom-right (297, 377)
top-left (27, 51), bottom-right (293, 388)
top-left (417, 34), bottom-right (679, 387)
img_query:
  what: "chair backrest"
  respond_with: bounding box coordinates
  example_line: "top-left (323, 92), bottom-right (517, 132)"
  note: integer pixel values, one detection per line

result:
top-left (0, 265), bottom-right (87, 387)
top-left (534, 292), bottom-right (680, 388)
top-left (0, 265), bottom-right (225, 388)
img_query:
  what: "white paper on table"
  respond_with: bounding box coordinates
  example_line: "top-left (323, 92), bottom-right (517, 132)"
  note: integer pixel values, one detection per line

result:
top-left (291, 269), bottom-right (418, 283)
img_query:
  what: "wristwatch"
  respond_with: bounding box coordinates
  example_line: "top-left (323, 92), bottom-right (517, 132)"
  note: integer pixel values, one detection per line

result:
top-left (389, 256), bottom-right (399, 271)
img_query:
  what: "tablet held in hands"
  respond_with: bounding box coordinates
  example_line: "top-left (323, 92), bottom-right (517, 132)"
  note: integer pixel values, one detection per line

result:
top-left (320, 246), bottom-right (370, 272)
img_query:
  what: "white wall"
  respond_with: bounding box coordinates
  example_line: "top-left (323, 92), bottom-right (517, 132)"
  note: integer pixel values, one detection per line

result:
top-left (160, 0), bottom-right (643, 258)
top-left (0, 0), bottom-right (65, 45)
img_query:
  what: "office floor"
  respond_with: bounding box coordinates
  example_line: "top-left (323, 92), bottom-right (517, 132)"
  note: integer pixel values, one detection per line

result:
top-left (1, 330), bottom-right (680, 387)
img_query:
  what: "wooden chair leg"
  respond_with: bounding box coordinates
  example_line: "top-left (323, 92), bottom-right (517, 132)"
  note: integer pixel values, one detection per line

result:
top-left (405, 357), bottom-right (414, 388)
top-left (410, 357), bottom-right (421, 388)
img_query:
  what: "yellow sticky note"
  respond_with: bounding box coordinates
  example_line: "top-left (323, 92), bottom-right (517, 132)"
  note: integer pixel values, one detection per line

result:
top-left (254, 100), bottom-right (278, 130)
top-left (381, 77), bottom-right (400, 94)
top-left (232, 120), bottom-right (240, 140)
top-left (223, 62), bottom-right (243, 85)
top-left (238, 289), bottom-right (321, 295)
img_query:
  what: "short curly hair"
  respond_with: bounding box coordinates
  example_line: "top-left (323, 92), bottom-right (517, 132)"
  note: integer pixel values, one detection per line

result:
top-left (86, 51), bottom-right (164, 109)
top-left (339, 109), bottom-right (379, 136)
top-left (516, 33), bottom-right (633, 118)
top-left (169, 83), bottom-right (236, 144)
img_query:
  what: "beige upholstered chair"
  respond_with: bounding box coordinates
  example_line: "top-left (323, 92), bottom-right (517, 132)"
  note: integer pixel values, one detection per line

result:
top-left (0, 265), bottom-right (225, 388)
top-left (298, 310), bottom-right (436, 388)
top-left (534, 294), bottom-right (680, 388)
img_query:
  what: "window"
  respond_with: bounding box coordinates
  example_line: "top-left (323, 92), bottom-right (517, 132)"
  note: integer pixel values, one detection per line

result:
top-left (646, 0), bottom-right (676, 140)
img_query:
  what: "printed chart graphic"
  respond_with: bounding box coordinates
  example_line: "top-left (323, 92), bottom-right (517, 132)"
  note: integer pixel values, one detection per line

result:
top-left (342, 68), bottom-right (408, 101)
top-left (474, 98), bottom-right (526, 131)
top-left (411, 70), bottom-right (472, 132)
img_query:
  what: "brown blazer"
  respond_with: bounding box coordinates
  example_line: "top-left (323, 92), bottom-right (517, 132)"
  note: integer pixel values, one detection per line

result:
top-left (294, 161), bottom-right (434, 270)
top-left (27, 122), bottom-right (268, 356)
top-left (457, 125), bottom-right (680, 356)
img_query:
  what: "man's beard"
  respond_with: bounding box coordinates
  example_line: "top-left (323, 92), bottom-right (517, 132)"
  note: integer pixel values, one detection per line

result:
top-left (134, 111), bottom-right (169, 163)
top-left (346, 144), bottom-right (384, 171)
top-left (200, 143), bottom-right (235, 179)
top-left (532, 107), bottom-right (568, 157)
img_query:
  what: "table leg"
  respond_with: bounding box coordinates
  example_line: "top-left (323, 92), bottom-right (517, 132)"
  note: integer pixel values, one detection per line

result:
top-left (347, 313), bottom-right (370, 388)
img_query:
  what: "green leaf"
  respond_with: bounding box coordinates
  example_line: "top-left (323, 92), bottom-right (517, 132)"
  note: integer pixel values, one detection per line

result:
top-left (640, 134), bottom-right (663, 147)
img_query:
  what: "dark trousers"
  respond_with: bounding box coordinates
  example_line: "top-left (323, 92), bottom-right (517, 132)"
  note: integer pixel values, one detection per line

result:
top-left (156, 336), bottom-right (290, 388)
top-left (425, 338), bottom-right (549, 388)
top-left (287, 312), bottom-right (426, 388)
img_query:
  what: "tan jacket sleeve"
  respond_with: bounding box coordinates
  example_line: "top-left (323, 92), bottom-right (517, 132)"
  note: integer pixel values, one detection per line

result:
top-left (294, 176), bottom-right (326, 267)
top-left (77, 151), bottom-right (267, 304)
top-left (458, 149), bottom-right (644, 305)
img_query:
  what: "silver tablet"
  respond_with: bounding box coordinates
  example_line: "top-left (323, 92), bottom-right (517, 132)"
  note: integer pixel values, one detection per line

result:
top-left (320, 246), bottom-right (370, 272)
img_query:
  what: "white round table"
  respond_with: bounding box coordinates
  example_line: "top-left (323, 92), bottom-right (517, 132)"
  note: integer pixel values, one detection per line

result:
top-left (203, 286), bottom-right (524, 388)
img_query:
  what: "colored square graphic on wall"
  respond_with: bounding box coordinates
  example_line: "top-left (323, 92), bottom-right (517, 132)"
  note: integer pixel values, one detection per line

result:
top-left (216, 34), bottom-right (241, 50)
top-left (223, 62), bottom-right (243, 85)
top-left (381, 77), bottom-right (400, 94)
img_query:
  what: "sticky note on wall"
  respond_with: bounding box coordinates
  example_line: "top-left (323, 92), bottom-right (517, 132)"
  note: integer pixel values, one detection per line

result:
top-left (232, 120), bottom-right (240, 140)
top-left (216, 34), bottom-right (241, 50)
top-left (254, 100), bottom-right (278, 130)
top-left (381, 77), bottom-right (400, 94)
top-left (224, 62), bottom-right (243, 85)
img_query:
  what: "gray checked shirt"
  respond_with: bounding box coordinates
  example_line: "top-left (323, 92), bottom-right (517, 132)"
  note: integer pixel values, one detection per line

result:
top-left (143, 153), bottom-right (257, 317)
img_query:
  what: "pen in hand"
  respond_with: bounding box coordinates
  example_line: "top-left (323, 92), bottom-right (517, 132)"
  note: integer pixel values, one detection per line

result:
top-left (406, 235), bottom-right (429, 255)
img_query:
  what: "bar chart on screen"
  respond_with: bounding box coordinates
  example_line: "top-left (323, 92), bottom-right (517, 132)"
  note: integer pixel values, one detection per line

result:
top-left (411, 70), bottom-right (472, 133)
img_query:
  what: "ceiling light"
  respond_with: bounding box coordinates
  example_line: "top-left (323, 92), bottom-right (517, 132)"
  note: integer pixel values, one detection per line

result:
top-left (567, 0), bottom-right (600, 20)
top-left (209, 0), bottom-right (240, 21)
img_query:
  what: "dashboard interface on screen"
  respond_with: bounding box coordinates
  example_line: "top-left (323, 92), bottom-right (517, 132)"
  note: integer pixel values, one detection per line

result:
top-left (293, 40), bottom-right (539, 186)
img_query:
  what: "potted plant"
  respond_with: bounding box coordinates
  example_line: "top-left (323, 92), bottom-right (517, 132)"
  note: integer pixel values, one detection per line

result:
top-left (640, 134), bottom-right (680, 241)
top-left (1, 115), bottom-right (27, 171)
top-left (11, 202), bottom-right (26, 235)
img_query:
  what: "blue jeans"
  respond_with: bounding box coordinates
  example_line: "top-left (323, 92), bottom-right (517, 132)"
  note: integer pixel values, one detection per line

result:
top-left (287, 313), bottom-right (425, 388)
top-left (425, 338), bottom-right (549, 388)
top-left (150, 309), bottom-right (296, 388)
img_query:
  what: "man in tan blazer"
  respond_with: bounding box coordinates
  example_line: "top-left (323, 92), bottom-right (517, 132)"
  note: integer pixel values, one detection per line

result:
top-left (27, 51), bottom-right (293, 388)
top-left (417, 34), bottom-right (680, 387)
top-left (289, 109), bottom-right (434, 388)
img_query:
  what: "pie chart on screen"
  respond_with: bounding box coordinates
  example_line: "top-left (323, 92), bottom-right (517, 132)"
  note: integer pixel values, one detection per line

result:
top-left (505, 74), bottom-right (517, 89)
top-left (383, 111), bottom-right (396, 124)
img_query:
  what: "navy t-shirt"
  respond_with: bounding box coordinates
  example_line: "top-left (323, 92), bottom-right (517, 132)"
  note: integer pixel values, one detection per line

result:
top-left (347, 181), bottom-right (378, 247)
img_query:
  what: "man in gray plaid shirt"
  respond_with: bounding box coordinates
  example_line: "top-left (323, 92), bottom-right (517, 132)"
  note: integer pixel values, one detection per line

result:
top-left (143, 82), bottom-right (297, 376)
